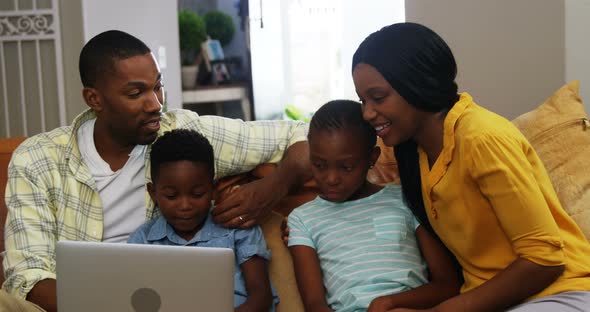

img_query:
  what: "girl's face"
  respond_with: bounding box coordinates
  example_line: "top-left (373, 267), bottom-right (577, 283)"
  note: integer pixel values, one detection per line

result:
top-left (309, 127), bottom-right (379, 203)
top-left (353, 63), bottom-right (426, 147)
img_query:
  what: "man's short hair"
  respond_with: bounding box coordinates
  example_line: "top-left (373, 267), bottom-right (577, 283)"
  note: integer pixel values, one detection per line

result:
top-left (79, 30), bottom-right (151, 87)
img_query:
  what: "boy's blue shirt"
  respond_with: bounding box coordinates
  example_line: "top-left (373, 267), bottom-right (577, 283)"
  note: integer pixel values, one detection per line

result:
top-left (128, 213), bottom-right (278, 310)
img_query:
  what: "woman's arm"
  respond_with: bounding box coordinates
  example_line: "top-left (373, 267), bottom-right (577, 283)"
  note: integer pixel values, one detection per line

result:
top-left (235, 256), bottom-right (273, 312)
top-left (289, 245), bottom-right (333, 312)
top-left (428, 258), bottom-right (564, 312)
top-left (368, 225), bottom-right (461, 311)
top-left (392, 259), bottom-right (564, 312)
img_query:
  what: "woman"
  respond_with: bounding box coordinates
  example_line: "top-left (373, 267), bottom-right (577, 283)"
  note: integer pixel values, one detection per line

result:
top-left (352, 22), bottom-right (590, 312)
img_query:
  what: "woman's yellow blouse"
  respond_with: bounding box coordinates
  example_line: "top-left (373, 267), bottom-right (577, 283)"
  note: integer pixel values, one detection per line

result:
top-left (418, 93), bottom-right (590, 300)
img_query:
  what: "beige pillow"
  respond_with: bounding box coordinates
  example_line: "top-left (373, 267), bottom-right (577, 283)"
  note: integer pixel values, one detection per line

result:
top-left (512, 80), bottom-right (590, 240)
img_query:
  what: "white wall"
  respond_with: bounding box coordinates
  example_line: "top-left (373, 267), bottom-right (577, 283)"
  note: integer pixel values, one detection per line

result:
top-left (405, 0), bottom-right (565, 119)
top-left (81, 0), bottom-right (182, 109)
top-left (340, 0), bottom-right (405, 101)
top-left (565, 0), bottom-right (590, 113)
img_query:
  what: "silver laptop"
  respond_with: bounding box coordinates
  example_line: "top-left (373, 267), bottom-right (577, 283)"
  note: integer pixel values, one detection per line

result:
top-left (56, 240), bottom-right (234, 312)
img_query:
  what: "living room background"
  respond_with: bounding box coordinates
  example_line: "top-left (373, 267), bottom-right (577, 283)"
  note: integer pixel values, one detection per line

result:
top-left (0, 0), bottom-right (589, 138)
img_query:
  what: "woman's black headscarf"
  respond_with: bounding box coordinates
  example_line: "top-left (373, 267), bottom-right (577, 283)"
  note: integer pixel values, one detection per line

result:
top-left (352, 22), bottom-right (458, 112)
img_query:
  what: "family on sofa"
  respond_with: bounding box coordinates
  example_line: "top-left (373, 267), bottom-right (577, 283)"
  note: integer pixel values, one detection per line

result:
top-left (1, 22), bottom-right (590, 312)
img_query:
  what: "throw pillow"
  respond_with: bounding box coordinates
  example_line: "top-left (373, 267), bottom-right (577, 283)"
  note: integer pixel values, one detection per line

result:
top-left (512, 80), bottom-right (590, 240)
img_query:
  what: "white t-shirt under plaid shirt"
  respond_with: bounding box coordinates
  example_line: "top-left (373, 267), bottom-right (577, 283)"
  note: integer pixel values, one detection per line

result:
top-left (287, 185), bottom-right (428, 312)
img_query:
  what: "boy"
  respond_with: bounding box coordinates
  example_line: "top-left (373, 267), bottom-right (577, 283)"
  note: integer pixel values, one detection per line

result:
top-left (287, 100), bottom-right (460, 312)
top-left (128, 129), bottom-right (277, 311)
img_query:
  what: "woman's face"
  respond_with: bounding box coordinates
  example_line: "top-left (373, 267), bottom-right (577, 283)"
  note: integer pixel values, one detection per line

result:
top-left (353, 63), bottom-right (425, 147)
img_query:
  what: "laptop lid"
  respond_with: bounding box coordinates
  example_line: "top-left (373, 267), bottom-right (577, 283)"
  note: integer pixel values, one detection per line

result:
top-left (56, 241), bottom-right (234, 312)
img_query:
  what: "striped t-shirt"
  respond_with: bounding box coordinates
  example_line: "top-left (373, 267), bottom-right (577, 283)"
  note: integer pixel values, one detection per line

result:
top-left (288, 185), bottom-right (428, 312)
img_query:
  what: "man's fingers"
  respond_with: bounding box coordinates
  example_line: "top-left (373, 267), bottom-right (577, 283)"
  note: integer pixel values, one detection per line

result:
top-left (212, 207), bottom-right (243, 224)
top-left (212, 194), bottom-right (241, 216)
top-left (239, 219), bottom-right (256, 229)
top-left (215, 215), bottom-right (246, 229)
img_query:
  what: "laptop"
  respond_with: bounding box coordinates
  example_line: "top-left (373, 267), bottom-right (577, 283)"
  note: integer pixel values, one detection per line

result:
top-left (56, 240), bottom-right (235, 312)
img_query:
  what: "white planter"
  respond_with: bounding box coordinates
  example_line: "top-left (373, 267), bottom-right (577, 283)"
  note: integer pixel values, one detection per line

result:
top-left (181, 65), bottom-right (199, 89)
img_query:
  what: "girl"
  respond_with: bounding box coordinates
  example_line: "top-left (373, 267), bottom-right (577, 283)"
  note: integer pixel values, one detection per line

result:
top-left (288, 100), bottom-right (460, 312)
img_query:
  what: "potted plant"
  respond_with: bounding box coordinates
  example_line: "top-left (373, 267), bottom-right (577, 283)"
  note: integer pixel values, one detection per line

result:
top-left (203, 11), bottom-right (236, 47)
top-left (178, 10), bottom-right (207, 89)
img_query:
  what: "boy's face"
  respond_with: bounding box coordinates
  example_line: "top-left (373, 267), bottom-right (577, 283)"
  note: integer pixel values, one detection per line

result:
top-left (148, 160), bottom-right (213, 241)
top-left (309, 127), bottom-right (379, 203)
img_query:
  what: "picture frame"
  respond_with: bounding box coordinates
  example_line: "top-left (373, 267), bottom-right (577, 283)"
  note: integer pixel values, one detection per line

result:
top-left (210, 61), bottom-right (232, 85)
top-left (201, 38), bottom-right (225, 72)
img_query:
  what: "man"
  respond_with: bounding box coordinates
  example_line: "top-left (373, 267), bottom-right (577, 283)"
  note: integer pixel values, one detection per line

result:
top-left (0, 30), bottom-right (310, 311)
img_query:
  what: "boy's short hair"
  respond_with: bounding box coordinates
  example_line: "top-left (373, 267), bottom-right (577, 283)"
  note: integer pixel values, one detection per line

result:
top-left (150, 129), bottom-right (215, 181)
top-left (309, 100), bottom-right (377, 150)
top-left (79, 30), bottom-right (151, 87)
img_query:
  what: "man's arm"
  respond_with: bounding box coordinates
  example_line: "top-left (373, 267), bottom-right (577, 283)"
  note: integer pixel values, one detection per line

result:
top-left (4, 144), bottom-right (58, 311)
top-left (212, 141), bottom-right (311, 227)
top-left (175, 111), bottom-right (311, 227)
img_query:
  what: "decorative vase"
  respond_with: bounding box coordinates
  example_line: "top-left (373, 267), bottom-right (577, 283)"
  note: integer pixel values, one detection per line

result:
top-left (181, 65), bottom-right (199, 89)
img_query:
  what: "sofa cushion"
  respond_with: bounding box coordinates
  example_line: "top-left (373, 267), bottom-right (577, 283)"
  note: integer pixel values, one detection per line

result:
top-left (512, 80), bottom-right (590, 240)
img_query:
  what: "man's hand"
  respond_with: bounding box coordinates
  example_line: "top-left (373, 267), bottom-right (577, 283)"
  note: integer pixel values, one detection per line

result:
top-left (212, 141), bottom-right (310, 228)
top-left (212, 173), bottom-right (287, 228)
top-left (27, 279), bottom-right (57, 312)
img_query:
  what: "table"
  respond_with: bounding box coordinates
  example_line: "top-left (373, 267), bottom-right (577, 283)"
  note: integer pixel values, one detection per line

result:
top-left (182, 84), bottom-right (252, 121)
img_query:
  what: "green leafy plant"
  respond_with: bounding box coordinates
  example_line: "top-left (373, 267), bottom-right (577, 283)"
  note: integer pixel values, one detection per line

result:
top-left (285, 104), bottom-right (312, 123)
top-left (204, 11), bottom-right (236, 47)
top-left (178, 10), bottom-right (207, 65)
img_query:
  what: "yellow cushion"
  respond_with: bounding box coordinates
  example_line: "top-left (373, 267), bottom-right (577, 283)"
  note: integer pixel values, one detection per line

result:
top-left (512, 80), bottom-right (590, 240)
top-left (260, 212), bottom-right (304, 312)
